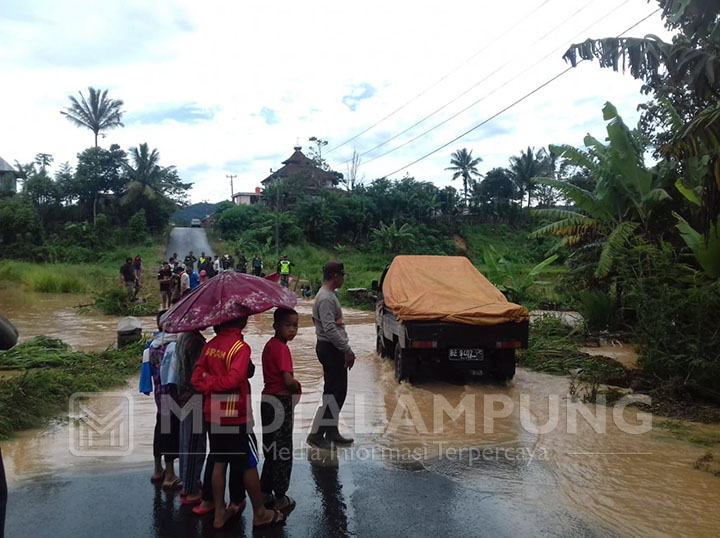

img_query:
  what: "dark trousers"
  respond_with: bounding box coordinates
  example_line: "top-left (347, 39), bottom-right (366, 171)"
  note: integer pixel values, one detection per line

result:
top-left (253, 267), bottom-right (261, 277)
top-left (260, 395), bottom-right (294, 498)
top-left (154, 388), bottom-right (180, 460)
top-left (310, 341), bottom-right (347, 433)
top-left (201, 451), bottom-right (246, 504)
top-left (0, 448), bottom-right (6, 538)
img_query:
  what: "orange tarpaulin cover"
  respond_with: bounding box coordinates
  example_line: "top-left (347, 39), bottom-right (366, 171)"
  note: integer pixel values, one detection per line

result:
top-left (382, 255), bottom-right (529, 325)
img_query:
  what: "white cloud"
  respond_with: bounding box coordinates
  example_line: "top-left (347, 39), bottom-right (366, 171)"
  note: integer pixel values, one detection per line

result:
top-left (0, 0), bottom-right (672, 204)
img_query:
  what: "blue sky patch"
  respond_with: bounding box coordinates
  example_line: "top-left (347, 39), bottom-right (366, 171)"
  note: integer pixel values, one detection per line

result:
top-left (126, 103), bottom-right (214, 125)
top-left (342, 83), bottom-right (376, 111)
top-left (259, 107), bottom-right (279, 125)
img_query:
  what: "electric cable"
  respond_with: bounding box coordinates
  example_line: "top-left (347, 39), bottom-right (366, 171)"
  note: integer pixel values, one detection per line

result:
top-left (356, 0), bottom-right (630, 168)
top-left (325, 0), bottom-right (555, 155)
top-left (336, 0), bottom-right (620, 168)
top-left (379, 8), bottom-right (662, 178)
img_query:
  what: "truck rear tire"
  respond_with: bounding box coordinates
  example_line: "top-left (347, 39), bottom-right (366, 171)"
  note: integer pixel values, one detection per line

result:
top-left (376, 331), bottom-right (386, 357)
top-left (493, 349), bottom-right (516, 382)
top-left (376, 330), bottom-right (394, 359)
top-left (394, 345), bottom-right (415, 382)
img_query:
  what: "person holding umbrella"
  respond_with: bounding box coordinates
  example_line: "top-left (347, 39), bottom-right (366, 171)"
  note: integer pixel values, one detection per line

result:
top-left (161, 271), bottom-right (296, 530)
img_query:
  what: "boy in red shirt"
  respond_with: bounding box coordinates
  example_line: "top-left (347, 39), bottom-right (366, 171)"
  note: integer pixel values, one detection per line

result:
top-left (191, 317), bottom-right (284, 530)
top-left (260, 308), bottom-right (301, 512)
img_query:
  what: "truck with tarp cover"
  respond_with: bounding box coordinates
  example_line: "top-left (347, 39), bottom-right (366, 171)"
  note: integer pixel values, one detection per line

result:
top-left (374, 255), bottom-right (529, 382)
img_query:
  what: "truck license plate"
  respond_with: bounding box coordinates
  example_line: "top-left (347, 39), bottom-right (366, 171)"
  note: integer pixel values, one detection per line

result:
top-left (449, 348), bottom-right (484, 361)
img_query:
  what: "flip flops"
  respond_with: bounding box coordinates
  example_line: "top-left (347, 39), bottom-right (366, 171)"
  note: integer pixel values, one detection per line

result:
top-left (192, 503), bottom-right (216, 515)
top-left (162, 477), bottom-right (183, 490)
top-left (181, 495), bottom-right (202, 506)
top-left (274, 495), bottom-right (296, 513)
top-left (228, 499), bottom-right (247, 514)
top-left (253, 509), bottom-right (286, 530)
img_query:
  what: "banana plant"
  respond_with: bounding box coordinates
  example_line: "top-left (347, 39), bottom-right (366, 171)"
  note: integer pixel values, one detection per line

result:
top-left (529, 102), bottom-right (670, 278)
top-left (483, 246), bottom-right (558, 303)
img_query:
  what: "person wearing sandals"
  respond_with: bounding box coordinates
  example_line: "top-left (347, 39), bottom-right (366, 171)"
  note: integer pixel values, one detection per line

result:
top-left (191, 316), bottom-right (285, 530)
top-left (140, 312), bottom-right (182, 490)
top-left (260, 308), bottom-right (301, 513)
top-left (175, 330), bottom-right (207, 505)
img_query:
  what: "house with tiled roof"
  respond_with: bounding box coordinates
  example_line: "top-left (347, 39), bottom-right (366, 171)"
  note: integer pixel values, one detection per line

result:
top-left (0, 155), bottom-right (17, 193)
top-left (261, 145), bottom-right (340, 190)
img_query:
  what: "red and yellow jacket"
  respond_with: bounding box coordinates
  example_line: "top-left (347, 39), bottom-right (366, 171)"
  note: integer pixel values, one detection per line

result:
top-left (191, 328), bottom-right (251, 425)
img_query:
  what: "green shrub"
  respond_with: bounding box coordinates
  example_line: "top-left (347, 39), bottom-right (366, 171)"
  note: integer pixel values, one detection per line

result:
top-left (576, 289), bottom-right (619, 331)
top-left (618, 241), bottom-right (720, 392)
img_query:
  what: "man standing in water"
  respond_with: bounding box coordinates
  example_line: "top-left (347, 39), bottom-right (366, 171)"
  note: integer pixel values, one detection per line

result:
top-left (119, 257), bottom-right (138, 302)
top-left (307, 261), bottom-right (355, 449)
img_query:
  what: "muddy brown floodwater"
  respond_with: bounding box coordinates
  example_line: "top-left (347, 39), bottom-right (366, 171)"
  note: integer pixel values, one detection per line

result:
top-left (1, 289), bottom-right (720, 537)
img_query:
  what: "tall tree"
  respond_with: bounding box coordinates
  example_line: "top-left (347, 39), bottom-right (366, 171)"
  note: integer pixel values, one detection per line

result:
top-left (562, 0), bottom-right (720, 236)
top-left (508, 147), bottom-right (546, 207)
top-left (473, 167), bottom-right (517, 204)
top-left (34, 153), bottom-right (53, 173)
top-left (121, 143), bottom-right (191, 232)
top-left (60, 87), bottom-right (125, 147)
top-left (445, 148), bottom-right (483, 206)
top-left (70, 144), bottom-right (127, 223)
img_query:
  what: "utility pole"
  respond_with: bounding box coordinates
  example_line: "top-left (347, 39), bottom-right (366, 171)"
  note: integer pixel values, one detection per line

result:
top-left (272, 169), bottom-right (280, 257)
top-left (226, 174), bottom-right (237, 202)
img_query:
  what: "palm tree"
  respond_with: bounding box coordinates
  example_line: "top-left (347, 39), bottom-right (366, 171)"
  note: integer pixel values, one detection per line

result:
top-left (61, 87), bottom-right (124, 147)
top-left (508, 147), bottom-right (546, 207)
top-left (445, 148), bottom-right (483, 206)
top-left (121, 143), bottom-right (165, 205)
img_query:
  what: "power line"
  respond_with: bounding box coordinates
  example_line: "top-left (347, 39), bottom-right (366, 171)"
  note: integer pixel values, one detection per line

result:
top-left (336, 0), bottom-right (616, 168)
top-left (379, 8), bottom-right (662, 179)
top-left (356, 0), bottom-right (630, 168)
top-left (324, 0), bottom-right (555, 155)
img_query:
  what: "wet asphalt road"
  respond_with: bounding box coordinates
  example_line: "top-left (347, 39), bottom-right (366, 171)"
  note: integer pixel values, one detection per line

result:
top-left (5, 450), bottom-right (622, 538)
top-left (165, 228), bottom-right (214, 263)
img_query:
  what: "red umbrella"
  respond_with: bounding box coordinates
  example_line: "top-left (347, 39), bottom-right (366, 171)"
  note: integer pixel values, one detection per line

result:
top-left (160, 271), bottom-right (297, 333)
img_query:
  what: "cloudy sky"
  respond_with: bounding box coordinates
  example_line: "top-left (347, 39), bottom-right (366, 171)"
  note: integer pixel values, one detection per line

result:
top-left (0, 0), bottom-right (671, 204)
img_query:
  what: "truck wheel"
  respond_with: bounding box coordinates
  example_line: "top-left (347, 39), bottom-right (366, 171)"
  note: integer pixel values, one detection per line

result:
top-left (376, 331), bottom-right (386, 357)
top-left (494, 349), bottom-right (516, 382)
top-left (394, 345), bottom-right (415, 382)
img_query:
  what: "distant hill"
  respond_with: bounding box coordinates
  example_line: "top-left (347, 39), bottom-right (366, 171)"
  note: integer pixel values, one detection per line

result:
top-left (170, 202), bottom-right (218, 225)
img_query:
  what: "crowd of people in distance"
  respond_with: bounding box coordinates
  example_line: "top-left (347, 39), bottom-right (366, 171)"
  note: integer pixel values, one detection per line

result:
top-left (122, 251), bottom-right (305, 308)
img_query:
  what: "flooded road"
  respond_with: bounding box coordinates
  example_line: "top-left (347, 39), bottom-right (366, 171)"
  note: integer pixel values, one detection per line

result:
top-left (2, 291), bottom-right (720, 537)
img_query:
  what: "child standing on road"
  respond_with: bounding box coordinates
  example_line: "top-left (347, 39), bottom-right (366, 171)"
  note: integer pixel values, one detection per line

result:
top-left (260, 308), bottom-right (301, 512)
top-left (191, 317), bottom-right (285, 530)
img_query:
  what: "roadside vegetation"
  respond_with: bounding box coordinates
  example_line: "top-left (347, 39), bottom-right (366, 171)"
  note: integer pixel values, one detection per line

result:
top-left (0, 336), bottom-right (146, 438)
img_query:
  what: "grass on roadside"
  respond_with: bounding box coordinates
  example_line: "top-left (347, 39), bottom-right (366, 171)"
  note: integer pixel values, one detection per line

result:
top-left (0, 243), bottom-right (166, 296)
top-left (518, 317), bottom-right (627, 381)
top-left (0, 336), bottom-right (146, 439)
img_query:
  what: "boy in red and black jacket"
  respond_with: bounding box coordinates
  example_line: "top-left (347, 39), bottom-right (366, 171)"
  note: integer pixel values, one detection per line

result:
top-left (191, 317), bottom-right (285, 530)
